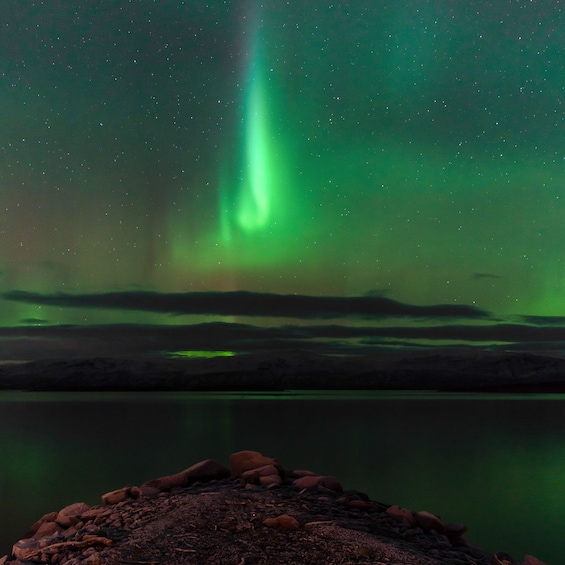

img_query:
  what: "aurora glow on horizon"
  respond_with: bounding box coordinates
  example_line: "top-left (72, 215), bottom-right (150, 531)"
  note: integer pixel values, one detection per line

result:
top-left (2, 0), bottom-right (565, 357)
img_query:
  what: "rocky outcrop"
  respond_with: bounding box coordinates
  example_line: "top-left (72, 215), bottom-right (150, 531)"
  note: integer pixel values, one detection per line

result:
top-left (0, 451), bottom-right (548, 565)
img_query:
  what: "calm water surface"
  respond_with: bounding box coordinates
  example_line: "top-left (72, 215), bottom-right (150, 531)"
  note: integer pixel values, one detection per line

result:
top-left (0, 391), bottom-right (563, 564)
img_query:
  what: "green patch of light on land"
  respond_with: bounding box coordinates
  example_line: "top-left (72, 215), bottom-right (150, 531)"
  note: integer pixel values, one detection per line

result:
top-left (165, 350), bottom-right (237, 359)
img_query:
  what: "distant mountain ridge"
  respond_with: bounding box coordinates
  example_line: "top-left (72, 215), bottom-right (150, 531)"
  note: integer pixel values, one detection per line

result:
top-left (1, 351), bottom-right (565, 392)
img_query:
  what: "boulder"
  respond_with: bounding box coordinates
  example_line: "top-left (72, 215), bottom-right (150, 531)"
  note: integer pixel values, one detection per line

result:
top-left (56, 502), bottom-right (91, 528)
top-left (293, 475), bottom-right (343, 493)
top-left (230, 451), bottom-right (282, 478)
top-left (414, 511), bottom-right (445, 534)
top-left (24, 512), bottom-right (58, 538)
top-left (102, 487), bottom-right (130, 505)
top-left (184, 458), bottom-right (230, 483)
top-left (144, 459), bottom-right (230, 491)
top-left (32, 521), bottom-right (60, 539)
top-left (57, 502), bottom-right (90, 518)
top-left (386, 505), bottom-right (416, 528)
top-left (143, 470), bottom-right (190, 491)
top-left (12, 538), bottom-right (40, 561)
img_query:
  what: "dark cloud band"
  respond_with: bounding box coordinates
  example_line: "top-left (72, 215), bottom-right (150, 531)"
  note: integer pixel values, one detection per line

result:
top-left (3, 290), bottom-right (489, 320)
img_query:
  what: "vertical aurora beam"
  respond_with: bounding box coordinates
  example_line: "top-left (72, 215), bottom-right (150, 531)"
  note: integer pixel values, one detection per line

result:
top-left (220, 21), bottom-right (281, 243)
top-left (238, 64), bottom-right (271, 231)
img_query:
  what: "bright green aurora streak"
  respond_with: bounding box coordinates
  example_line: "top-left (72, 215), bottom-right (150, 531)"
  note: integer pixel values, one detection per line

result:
top-left (214, 22), bottom-right (300, 268)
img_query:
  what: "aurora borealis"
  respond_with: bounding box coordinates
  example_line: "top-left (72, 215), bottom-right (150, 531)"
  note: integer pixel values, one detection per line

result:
top-left (2, 0), bottom-right (565, 358)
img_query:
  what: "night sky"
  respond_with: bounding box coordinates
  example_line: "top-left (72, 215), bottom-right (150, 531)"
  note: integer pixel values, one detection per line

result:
top-left (2, 0), bottom-right (565, 359)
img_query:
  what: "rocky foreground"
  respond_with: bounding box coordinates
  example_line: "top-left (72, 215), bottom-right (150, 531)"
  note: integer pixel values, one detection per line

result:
top-left (1, 451), bottom-right (547, 565)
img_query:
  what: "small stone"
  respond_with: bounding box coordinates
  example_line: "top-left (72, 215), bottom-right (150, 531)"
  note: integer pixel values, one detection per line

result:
top-left (263, 514), bottom-right (300, 530)
top-left (357, 547), bottom-right (377, 559)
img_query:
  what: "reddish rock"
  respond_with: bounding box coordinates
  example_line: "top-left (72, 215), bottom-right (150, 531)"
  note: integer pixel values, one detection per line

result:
top-left (137, 485), bottom-right (160, 498)
top-left (230, 450), bottom-right (282, 478)
top-left (347, 499), bottom-right (378, 512)
top-left (128, 486), bottom-right (142, 499)
top-left (32, 521), bottom-right (60, 539)
top-left (522, 556), bottom-right (547, 565)
top-left (414, 511), bottom-right (445, 534)
top-left (184, 459), bottom-right (230, 483)
top-left (143, 471), bottom-right (189, 491)
top-left (259, 474), bottom-right (283, 487)
top-left (386, 505), bottom-right (416, 528)
top-left (102, 487), bottom-right (130, 505)
top-left (81, 508), bottom-right (111, 522)
top-left (293, 475), bottom-right (343, 493)
top-left (144, 459), bottom-right (230, 492)
top-left (24, 512), bottom-right (58, 538)
top-left (241, 464), bottom-right (281, 483)
top-left (57, 502), bottom-right (90, 519)
top-left (59, 502), bottom-right (90, 516)
top-left (289, 469), bottom-right (318, 478)
top-left (56, 514), bottom-right (79, 529)
top-left (12, 538), bottom-right (40, 561)
top-left (263, 514), bottom-right (300, 530)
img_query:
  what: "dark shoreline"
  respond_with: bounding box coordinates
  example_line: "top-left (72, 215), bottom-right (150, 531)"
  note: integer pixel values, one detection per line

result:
top-left (1, 351), bottom-right (565, 393)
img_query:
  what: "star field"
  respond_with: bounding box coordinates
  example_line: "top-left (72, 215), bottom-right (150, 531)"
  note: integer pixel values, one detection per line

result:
top-left (1, 0), bottom-right (565, 330)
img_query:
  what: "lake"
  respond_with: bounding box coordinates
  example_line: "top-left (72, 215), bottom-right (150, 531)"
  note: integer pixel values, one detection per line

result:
top-left (0, 391), bottom-right (563, 564)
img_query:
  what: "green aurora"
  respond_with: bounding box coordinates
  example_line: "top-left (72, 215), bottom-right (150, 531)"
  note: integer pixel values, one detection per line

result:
top-left (1, 0), bottom-right (565, 337)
